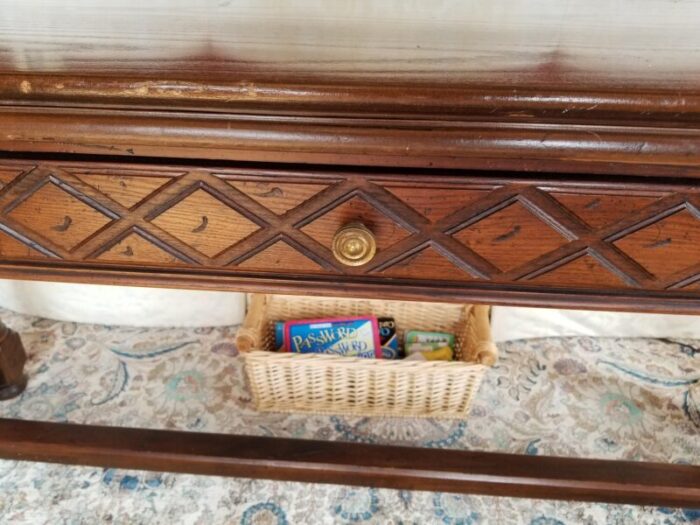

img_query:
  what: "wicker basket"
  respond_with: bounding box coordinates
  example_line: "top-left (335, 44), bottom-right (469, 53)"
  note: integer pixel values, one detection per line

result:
top-left (236, 294), bottom-right (498, 419)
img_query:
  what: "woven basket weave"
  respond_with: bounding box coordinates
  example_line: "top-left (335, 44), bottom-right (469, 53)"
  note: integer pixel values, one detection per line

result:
top-left (236, 294), bottom-right (498, 419)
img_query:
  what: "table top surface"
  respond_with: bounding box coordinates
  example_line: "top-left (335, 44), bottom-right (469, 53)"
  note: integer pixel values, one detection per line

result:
top-left (1, 2), bottom-right (699, 183)
top-left (1, 0), bottom-right (699, 90)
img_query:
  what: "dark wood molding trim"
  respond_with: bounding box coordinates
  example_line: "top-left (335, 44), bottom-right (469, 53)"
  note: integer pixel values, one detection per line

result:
top-left (1, 263), bottom-right (699, 314)
top-left (2, 78), bottom-right (700, 175)
top-left (0, 418), bottom-right (698, 507)
top-left (2, 74), bottom-right (700, 123)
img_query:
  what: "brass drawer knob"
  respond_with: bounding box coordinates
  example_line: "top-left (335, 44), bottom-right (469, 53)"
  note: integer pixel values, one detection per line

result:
top-left (332, 222), bottom-right (377, 266)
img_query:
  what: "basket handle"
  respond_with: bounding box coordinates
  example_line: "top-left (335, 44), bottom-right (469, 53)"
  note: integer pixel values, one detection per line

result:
top-left (471, 305), bottom-right (498, 366)
top-left (235, 294), bottom-right (268, 353)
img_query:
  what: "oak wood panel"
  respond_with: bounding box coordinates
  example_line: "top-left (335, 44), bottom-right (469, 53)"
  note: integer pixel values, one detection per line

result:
top-left (0, 158), bottom-right (699, 311)
top-left (6, 180), bottom-right (115, 251)
top-left (549, 193), bottom-right (663, 230)
top-left (0, 167), bottom-right (26, 190)
top-left (75, 174), bottom-right (174, 209)
top-left (380, 246), bottom-right (475, 281)
top-left (530, 254), bottom-right (629, 288)
top-left (384, 186), bottom-right (491, 223)
top-left (95, 230), bottom-right (185, 266)
top-left (0, 419), bottom-right (698, 507)
top-left (0, 229), bottom-right (41, 259)
top-left (236, 239), bottom-right (325, 273)
top-left (684, 280), bottom-right (700, 291)
top-left (150, 188), bottom-right (261, 258)
top-left (228, 180), bottom-right (330, 216)
top-left (613, 208), bottom-right (700, 280)
top-left (452, 202), bottom-right (570, 273)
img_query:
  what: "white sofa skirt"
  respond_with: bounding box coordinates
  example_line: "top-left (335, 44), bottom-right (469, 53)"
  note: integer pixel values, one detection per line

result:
top-left (491, 306), bottom-right (700, 341)
top-left (0, 280), bottom-right (246, 327)
top-left (1, 279), bottom-right (696, 337)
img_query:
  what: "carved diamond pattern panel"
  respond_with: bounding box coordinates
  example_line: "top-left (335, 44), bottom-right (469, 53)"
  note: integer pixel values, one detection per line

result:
top-left (2, 159), bottom-right (700, 300)
top-left (384, 186), bottom-right (490, 223)
top-left (151, 189), bottom-right (260, 258)
top-left (531, 255), bottom-right (628, 288)
top-left (452, 202), bottom-right (568, 273)
top-left (614, 208), bottom-right (700, 279)
top-left (551, 193), bottom-right (661, 230)
top-left (236, 240), bottom-right (325, 272)
top-left (682, 280), bottom-right (700, 291)
top-left (301, 195), bottom-right (411, 253)
top-left (95, 232), bottom-right (184, 265)
top-left (0, 168), bottom-right (27, 190)
top-left (0, 229), bottom-right (45, 259)
top-left (228, 180), bottom-right (330, 215)
top-left (76, 174), bottom-right (173, 209)
top-left (7, 182), bottom-right (113, 251)
top-left (381, 246), bottom-right (474, 280)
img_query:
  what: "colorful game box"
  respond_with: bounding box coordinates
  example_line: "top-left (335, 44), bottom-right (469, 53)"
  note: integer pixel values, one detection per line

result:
top-left (283, 316), bottom-right (382, 358)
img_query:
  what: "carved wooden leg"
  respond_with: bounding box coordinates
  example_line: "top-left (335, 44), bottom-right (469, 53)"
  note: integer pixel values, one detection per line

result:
top-left (0, 320), bottom-right (27, 400)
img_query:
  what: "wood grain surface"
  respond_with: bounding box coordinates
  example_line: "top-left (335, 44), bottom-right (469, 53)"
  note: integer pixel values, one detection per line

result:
top-left (2, 3), bottom-right (700, 174)
top-left (1, 2), bottom-right (699, 506)
top-left (0, 418), bottom-right (698, 507)
top-left (2, 0), bottom-right (700, 90)
top-left (0, 158), bottom-right (698, 312)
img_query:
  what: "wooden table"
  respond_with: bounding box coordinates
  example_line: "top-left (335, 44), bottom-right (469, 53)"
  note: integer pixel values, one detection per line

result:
top-left (0, 1), bottom-right (698, 507)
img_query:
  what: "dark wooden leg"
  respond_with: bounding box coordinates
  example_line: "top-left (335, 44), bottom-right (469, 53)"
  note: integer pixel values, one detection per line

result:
top-left (0, 320), bottom-right (27, 400)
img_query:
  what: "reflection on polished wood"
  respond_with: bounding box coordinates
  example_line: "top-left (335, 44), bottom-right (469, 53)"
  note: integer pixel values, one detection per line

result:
top-left (1, 3), bottom-right (700, 174)
top-left (2, 0), bottom-right (700, 89)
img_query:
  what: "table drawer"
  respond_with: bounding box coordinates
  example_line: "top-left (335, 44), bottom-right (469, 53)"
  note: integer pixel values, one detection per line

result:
top-left (1, 159), bottom-right (699, 301)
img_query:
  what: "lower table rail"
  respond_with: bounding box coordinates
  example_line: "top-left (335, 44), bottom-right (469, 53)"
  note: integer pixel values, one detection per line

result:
top-left (0, 418), bottom-right (697, 507)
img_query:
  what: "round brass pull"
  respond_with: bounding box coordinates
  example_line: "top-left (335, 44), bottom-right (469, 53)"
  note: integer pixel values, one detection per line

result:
top-left (332, 222), bottom-right (377, 266)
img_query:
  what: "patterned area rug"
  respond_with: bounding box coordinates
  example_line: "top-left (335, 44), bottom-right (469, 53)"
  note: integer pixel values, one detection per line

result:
top-left (0, 307), bottom-right (698, 524)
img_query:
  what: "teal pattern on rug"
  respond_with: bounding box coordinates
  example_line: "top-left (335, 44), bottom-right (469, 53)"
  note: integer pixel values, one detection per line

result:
top-left (0, 307), bottom-right (698, 524)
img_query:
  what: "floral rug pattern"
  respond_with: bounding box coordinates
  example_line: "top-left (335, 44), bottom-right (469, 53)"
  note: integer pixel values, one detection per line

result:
top-left (0, 307), bottom-right (698, 524)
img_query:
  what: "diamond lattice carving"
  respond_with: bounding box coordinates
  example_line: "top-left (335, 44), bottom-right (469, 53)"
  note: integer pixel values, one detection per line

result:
top-left (76, 174), bottom-right (173, 209)
top-left (236, 240), bottom-right (324, 272)
top-left (381, 246), bottom-right (473, 280)
top-left (3, 159), bottom-right (700, 303)
top-left (614, 209), bottom-right (700, 279)
top-left (0, 230), bottom-right (44, 258)
top-left (0, 168), bottom-right (25, 190)
top-left (8, 182), bottom-right (113, 250)
top-left (228, 180), bottom-right (330, 215)
top-left (683, 280), bottom-right (700, 291)
top-left (551, 193), bottom-right (660, 230)
top-left (95, 232), bottom-right (183, 265)
top-left (384, 187), bottom-right (489, 223)
top-left (453, 202), bottom-right (568, 272)
top-left (531, 254), bottom-right (628, 288)
top-left (151, 189), bottom-right (260, 257)
top-left (301, 195), bottom-right (411, 252)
